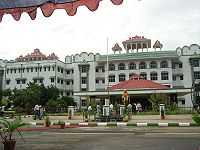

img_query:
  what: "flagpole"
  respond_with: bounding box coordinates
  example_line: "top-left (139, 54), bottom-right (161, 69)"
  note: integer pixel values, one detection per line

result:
top-left (106, 37), bottom-right (110, 105)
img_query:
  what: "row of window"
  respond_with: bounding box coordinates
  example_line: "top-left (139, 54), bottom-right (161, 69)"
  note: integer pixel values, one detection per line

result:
top-left (6, 66), bottom-right (73, 74)
top-left (108, 61), bottom-right (170, 71)
top-left (108, 72), bottom-right (170, 82)
top-left (6, 78), bottom-right (74, 85)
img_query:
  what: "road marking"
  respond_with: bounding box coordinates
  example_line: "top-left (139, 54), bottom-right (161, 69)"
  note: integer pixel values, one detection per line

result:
top-left (179, 123), bottom-right (190, 127)
top-left (158, 123), bottom-right (168, 127)
top-left (97, 122), bottom-right (108, 126)
top-left (137, 123), bottom-right (147, 127)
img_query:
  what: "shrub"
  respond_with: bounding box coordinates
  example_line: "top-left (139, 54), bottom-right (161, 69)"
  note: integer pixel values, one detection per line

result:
top-left (192, 114), bottom-right (200, 125)
top-left (45, 116), bottom-right (51, 127)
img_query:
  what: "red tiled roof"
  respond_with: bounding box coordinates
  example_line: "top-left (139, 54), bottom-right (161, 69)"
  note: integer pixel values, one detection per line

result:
top-left (111, 79), bottom-right (169, 91)
top-left (0, 0), bottom-right (123, 22)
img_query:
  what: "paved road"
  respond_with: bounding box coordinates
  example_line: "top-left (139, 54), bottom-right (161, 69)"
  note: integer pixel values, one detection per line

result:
top-left (1, 127), bottom-right (200, 150)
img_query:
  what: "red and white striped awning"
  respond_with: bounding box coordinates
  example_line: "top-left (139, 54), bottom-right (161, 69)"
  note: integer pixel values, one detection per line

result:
top-left (0, 0), bottom-right (123, 22)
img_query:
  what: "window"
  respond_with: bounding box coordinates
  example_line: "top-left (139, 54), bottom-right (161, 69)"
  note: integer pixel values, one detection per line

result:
top-left (18, 69), bottom-right (21, 73)
top-left (71, 80), bottom-right (74, 85)
top-left (172, 63), bottom-right (176, 69)
top-left (161, 72), bottom-right (169, 80)
top-left (129, 73), bottom-right (134, 79)
top-left (192, 60), bottom-right (199, 67)
top-left (57, 79), bottom-right (60, 84)
top-left (179, 63), bottom-right (183, 68)
top-left (27, 68), bottom-right (29, 72)
top-left (194, 72), bottom-right (200, 79)
top-left (96, 79), bottom-right (99, 84)
top-left (129, 63), bottom-right (136, 70)
top-left (44, 67), bottom-right (46, 71)
top-left (22, 68), bottom-right (25, 73)
top-left (140, 72), bottom-right (147, 80)
top-left (66, 70), bottom-right (70, 74)
top-left (102, 79), bottom-right (105, 84)
top-left (22, 79), bottom-right (26, 84)
top-left (81, 66), bottom-right (87, 73)
top-left (109, 75), bottom-right (115, 82)
top-left (31, 68), bottom-right (33, 72)
top-left (118, 63), bottom-right (125, 70)
top-left (66, 81), bottom-right (70, 85)
top-left (82, 100), bottom-right (87, 106)
top-left (173, 75), bottom-right (176, 81)
top-left (180, 75), bottom-right (184, 80)
top-left (50, 78), bottom-right (54, 83)
top-left (96, 68), bottom-right (99, 73)
top-left (139, 62), bottom-right (146, 69)
top-left (61, 80), bottom-right (63, 84)
top-left (119, 74), bottom-right (126, 82)
top-left (181, 100), bottom-right (185, 105)
top-left (16, 80), bottom-right (20, 84)
top-left (66, 92), bottom-right (70, 96)
top-left (81, 88), bottom-right (87, 91)
top-left (61, 68), bottom-right (63, 73)
top-left (150, 61), bottom-right (157, 69)
top-left (150, 72), bottom-right (158, 80)
top-left (52, 66), bottom-right (55, 71)
top-left (160, 61), bottom-right (168, 68)
top-left (35, 68), bottom-right (37, 72)
top-left (33, 79), bottom-right (37, 83)
top-left (6, 69), bottom-right (9, 74)
top-left (72, 70), bottom-right (74, 74)
top-left (14, 69), bottom-right (16, 73)
top-left (57, 67), bottom-right (60, 72)
top-left (109, 64), bottom-right (115, 71)
top-left (39, 67), bottom-right (42, 72)
top-left (81, 77), bottom-right (87, 84)
top-left (6, 80), bottom-right (10, 85)
top-left (10, 69), bottom-right (13, 74)
top-left (102, 67), bottom-right (105, 72)
top-left (48, 66), bottom-right (51, 71)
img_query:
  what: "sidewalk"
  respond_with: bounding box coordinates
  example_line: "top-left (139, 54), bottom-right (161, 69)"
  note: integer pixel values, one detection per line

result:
top-left (21, 114), bottom-right (193, 124)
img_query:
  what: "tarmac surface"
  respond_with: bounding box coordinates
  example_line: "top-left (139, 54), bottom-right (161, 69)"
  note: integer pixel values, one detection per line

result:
top-left (6, 127), bottom-right (200, 150)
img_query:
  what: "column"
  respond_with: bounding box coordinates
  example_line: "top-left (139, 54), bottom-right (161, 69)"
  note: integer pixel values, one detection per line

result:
top-left (141, 43), bottom-right (143, 52)
top-left (131, 44), bottom-right (133, 53)
top-left (136, 43), bottom-right (138, 53)
top-left (146, 42), bottom-right (149, 52)
top-left (126, 44), bottom-right (129, 53)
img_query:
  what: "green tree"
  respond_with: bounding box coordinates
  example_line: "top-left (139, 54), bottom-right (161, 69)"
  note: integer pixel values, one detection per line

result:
top-left (149, 93), bottom-right (168, 112)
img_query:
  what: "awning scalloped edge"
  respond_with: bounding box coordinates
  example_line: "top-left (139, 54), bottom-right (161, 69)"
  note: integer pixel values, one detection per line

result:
top-left (0, 0), bottom-right (123, 22)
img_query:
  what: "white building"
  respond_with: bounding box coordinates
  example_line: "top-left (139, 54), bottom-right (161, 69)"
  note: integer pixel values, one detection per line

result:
top-left (0, 36), bottom-right (200, 109)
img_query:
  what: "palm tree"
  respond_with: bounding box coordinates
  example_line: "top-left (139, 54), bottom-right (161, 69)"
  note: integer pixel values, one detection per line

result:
top-left (0, 117), bottom-right (27, 150)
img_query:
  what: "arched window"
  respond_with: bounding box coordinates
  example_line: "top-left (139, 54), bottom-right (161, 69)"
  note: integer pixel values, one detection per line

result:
top-left (118, 63), bottom-right (125, 70)
top-left (140, 72), bottom-right (147, 80)
top-left (109, 64), bottom-right (115, 71)
top-left (119, 74), bottom-right (126, 82)
top-left (161, 71), bottom-right (169, 80)
top-left (150, 72), bottom-right (158, 80)
top-left (160, 61), bottom-right (168, 68)
top-left (150, 61), bottom-right (157, 69)
top-left (139, 62), bottom-right (146, 69)
top-left (109, 75), bottom-right (115, 82)
top-left (129, 63), bottom-right (136, 70)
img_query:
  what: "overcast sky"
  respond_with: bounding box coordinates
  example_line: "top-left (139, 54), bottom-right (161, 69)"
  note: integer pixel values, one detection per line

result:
top-left (0, 0), bottom-right (200, 61)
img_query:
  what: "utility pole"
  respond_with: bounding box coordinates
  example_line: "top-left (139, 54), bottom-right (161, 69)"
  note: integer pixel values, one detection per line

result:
top-left (106, 37), bottom-right (110, 105)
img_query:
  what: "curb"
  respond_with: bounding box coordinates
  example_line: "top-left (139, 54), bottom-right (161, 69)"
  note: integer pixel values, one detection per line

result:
top-left (28, 122), bottom-right (199, 127)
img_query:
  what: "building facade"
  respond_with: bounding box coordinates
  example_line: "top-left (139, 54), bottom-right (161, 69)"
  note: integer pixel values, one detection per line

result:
top-left (0, 36), bottom-right (200, 109)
